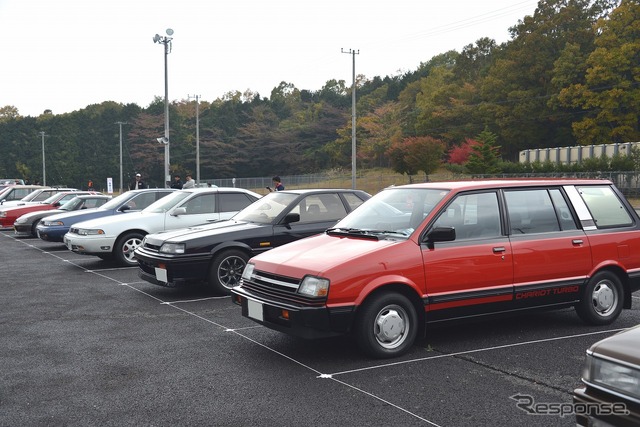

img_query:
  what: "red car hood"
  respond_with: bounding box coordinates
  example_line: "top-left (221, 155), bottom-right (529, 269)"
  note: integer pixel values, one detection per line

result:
top-left (250, 232), bottom-right (401, 278)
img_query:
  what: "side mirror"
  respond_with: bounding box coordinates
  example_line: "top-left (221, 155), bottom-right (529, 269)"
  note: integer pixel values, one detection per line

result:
top-left (282, 212), bottom-right (300, 225)
top-left (172, 207), bottom-right (187, 216)
top-left (424, 226), bottom-right (456, 249)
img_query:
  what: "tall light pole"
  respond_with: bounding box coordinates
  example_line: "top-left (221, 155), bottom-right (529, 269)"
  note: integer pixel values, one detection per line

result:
top-left (153, 28), bottom-right (174, 188)
top-left (342, 48), bottom-right (359, 189)
top-left (188, 94), bottom-right (200, 185)
top-left (38, 131), bottom-right (48, 185)
top-left (116, 122), bottom-right (127, 193)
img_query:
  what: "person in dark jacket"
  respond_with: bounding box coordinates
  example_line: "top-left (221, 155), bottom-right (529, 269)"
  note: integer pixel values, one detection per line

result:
top-left (170, 174), bottom-right (183, 189)
top-left (129, 173), bottom-right (146, 190)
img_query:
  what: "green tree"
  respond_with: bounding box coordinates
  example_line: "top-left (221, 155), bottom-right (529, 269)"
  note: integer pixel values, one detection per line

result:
top-left (466, 130), bottom-right (501, 174)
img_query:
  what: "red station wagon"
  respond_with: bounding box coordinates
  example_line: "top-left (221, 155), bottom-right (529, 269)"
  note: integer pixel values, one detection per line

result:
top-left (232, 179), bottom-right (640, 358)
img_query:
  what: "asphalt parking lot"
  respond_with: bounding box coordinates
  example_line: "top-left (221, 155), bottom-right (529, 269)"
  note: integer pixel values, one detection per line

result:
top-left (1, 229), bottom-right (639, 427)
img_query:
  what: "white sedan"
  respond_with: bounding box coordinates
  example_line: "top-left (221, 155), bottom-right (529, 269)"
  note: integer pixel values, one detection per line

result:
top-left (63, 187), bottom-right (260, 266)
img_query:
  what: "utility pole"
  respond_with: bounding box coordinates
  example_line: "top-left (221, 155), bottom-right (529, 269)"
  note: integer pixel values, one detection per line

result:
top-left (115, 122), bottom-right (128, 193)
top-left (342, 48), bottom-right (359, 189)
top-left (188, 94), bottom-right (201, 185)
top-left (38, 131), bottom-right (48, 186)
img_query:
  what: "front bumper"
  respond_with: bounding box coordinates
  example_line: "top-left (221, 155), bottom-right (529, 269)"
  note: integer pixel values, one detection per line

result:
top-left (64, 234), bottom-right (116, 255)
top-left (13, 224), bottom-right (32, 237)
top-left (135, 249), bottom-right (211, 287)
top-left (231, 286), bottom-right (355, 339)
top-left (36, 226), bottom-right (68, 242)
top-left (573, 386), bottom-right (640, 427)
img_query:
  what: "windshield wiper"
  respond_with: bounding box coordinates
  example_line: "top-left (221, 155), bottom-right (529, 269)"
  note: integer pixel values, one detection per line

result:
top-left (366, 229), bottom-right (409, 237)
top-left (326, 227), bottom-right (379, 240)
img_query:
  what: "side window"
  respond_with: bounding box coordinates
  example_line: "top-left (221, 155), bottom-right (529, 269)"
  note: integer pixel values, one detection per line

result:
top-left (182, 194), bottom-right (215, 214)
top-left (343, 193), bottom-right (366, 211)
top-left (505, 189), bottom-right (560, 234)
top-left (433, 192), bottom-right (500, 240)
top-left (549, 189), bottom-right (578, 231)
top-left (577, 185), bottom-right (633, 228)
top-left (128, 192), bottom-right (157, 210)
top-left (218, 193), bottom-right (254, 213)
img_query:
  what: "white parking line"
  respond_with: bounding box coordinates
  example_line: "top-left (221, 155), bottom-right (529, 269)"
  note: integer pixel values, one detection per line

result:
top-left (327, 329), bottom-right (624, 377)
top-left (161, 296), bottom-right (229, 305)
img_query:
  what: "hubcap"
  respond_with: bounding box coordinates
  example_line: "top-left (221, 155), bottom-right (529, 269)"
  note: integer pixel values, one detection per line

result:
top-left (219, 257), bottom-right (245, 289)
top-left (374, 305), bottom-right (408, 349)
top-left (122, 238), bottom-right (142, 263)
top-left (592, 282), bottom-right (616, 316)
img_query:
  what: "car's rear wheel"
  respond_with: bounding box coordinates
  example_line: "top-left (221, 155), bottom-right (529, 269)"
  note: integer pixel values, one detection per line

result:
top-left (576, 271), bottom-right (623, 325)
top-left (114, 232), bottom-right (144, 266)
top-left (354, 291), bottom-right (418, 359)
top-left (208, 249), bottom-right (249, 295)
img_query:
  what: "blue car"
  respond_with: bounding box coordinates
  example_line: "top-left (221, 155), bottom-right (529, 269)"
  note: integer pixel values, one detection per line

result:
top-left (36, 188), bottom-right (175, 242)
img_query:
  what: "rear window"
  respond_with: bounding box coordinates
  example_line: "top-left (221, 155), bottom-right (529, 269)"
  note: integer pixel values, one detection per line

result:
top-left (577, 185), bottom-right (633, 228)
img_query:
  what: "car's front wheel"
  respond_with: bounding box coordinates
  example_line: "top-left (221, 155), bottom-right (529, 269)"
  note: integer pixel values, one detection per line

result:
top-left (114, 232), bottom-right (144, 266)
top-left (576, 271), bottom-right (623, 325)
top-left (208, 249), bottom-right (249, 295)
top-left (354, 291), bottom-right (418, 359)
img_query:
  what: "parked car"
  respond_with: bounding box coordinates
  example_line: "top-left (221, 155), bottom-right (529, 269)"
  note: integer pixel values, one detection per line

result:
top-left (0, 191), bottom-right (96, 229)
top-left (1, 187), bottom-right (78, 208)
top-left (573, 324), bottom-right (640, 426)
top-left (135, 189), bottom-right (371, 294)
top-left (64, 187), bottom-right (261, 266)
top-left (0, 178), bottom-right (25, 189)
top-left (13, 195), bottom-right (111, 238)
top-left (36, 188), bottom-right (175, 243)
top-left (232, 179), bottom-right (640, 358)
top-left (0, 185), bottom-right (48, 205)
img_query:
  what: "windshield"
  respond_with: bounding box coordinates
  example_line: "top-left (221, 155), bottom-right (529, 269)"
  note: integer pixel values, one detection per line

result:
top-left (20, 190), bottom-right (43, 202)
top-left (233, 192), bottom-right (298, 224)
top-left (59, 197), bottom-right (84, 211)
top-left (143, 191), bottom-right (191, 213)
top-left (42, 193), bottom-right (67, 204)
top-left (332, 187), bottom-right (449, 236)
top-left (99, 192), bottom-right (137, 210)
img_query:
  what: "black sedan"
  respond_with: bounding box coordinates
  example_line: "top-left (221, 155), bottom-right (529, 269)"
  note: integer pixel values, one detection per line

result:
top-left (135, 189), bottom-right (370, 294)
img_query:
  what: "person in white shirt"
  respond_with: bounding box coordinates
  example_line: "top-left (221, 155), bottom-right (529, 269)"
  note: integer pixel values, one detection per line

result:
top-left (182, 174), bottom-right (195, 189)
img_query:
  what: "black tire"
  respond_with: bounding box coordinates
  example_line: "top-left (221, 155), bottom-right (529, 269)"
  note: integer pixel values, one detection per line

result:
top-left (114, 232), bottom-right (144, 266)
top-left (354, 291), bottom-right (418, 359)
top-left (576, 271), bottom-right (624, 325)
top-left (31, 221), bottom-right (39, 237)
top-left (208, 249), bottom-right (250, 295)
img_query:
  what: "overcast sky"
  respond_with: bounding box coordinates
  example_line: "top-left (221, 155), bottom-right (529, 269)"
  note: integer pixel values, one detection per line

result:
top-left (1, 0), bottom-right (539, 117)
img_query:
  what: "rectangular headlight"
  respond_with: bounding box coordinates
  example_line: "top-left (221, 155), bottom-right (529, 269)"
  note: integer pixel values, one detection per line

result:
top-left (76, 228), bottom-right (105, 236)
top-left (586, 354), bottom-right (640, 401)
top-left (298, 276), bottom-right (329, 297)
top-left (43, 220), bottom-right (64, 226)
top-left (241, 263), bottom-right (255, 281)
top-left (159, 242), bottom-right (185, 254)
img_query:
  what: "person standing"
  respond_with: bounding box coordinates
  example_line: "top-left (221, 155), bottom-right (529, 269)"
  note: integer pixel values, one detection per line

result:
top-left (170, 174), bottom-right (183, 189)
top-left (129, 173), bottom-right (146, 190)
top-left (182, 174), bottom-right (195, 189)
top-left (267, 176), bottom-right (285, 192)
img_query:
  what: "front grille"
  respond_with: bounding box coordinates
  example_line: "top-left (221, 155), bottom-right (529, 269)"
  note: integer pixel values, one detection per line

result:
top-left (142, 241), bottom-right (162, 252)
top-left (241, 270), bottom-right (326, 307)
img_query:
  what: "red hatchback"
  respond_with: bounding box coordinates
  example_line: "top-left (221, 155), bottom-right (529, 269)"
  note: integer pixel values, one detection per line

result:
top-left (232, 179), bottom-right (640, 358)
top-left (0, 191), bottom-right (96, 229)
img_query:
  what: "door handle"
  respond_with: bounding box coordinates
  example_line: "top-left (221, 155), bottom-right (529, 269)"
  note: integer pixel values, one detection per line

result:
top-left (493, 246), bottom-right (506, 253)
top-left (572, 239), bottom-right (583, 245)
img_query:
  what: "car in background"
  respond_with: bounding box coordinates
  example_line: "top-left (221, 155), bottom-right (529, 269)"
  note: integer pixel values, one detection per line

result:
top-left (0, 179), bottom-right (25, 190)
top-left (573, 324), bottom-right (640, 426)
top-left (135, 189), bottom-right (370, 294)
top-left (1, 187), bottom-right (78, 208)
top-left (0, 185), bottom-right (48, 205)
top-left (0, 191), bottom-right (96, 229)
top-left (36, 188), bottom-right (176, 243)
top-left (13, 194), bottom-right (111, 238)
top-left (64, 187), bottom-right (261, 266)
